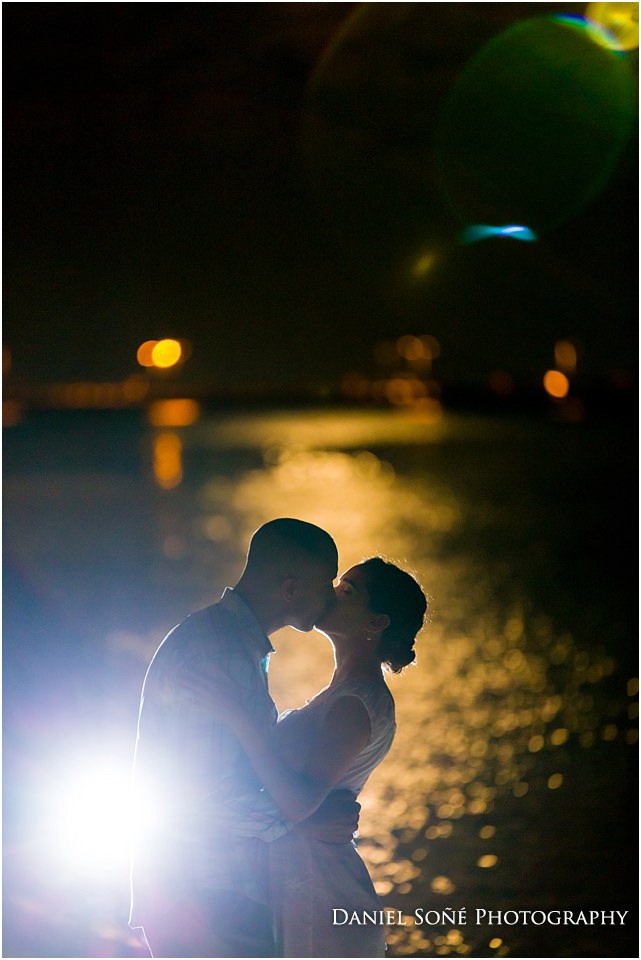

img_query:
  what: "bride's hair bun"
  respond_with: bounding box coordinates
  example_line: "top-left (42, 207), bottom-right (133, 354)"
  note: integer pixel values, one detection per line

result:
top-left (360, 557), bottom-right (427, 674)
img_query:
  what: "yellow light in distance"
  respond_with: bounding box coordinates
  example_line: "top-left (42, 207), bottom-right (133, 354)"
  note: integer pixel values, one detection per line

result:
top-left (550, 727), bottom-right (569, 746)
top-left (528, 734), bottom-right (545, 752)
top-left (543, 370), bottom-right (570, 399)
top-left (385, 377), bottom-right (414, 406)
top-left (547, 773), bottom-right (564, 789)
top-left (586, 2), bottom-right (639, 50)
top-left (148, 399), bottom-right (201, 427)
top-left (477, 854), bottom-right (498, 868)
top-left (419, 334), bottom-right (441, 360)
top-left (396, 335), bottom-right (424, 362)
top-left (412, 252), bottom-right (436, 277)
top-left (489, 939), bottom-right (503, 949)
top-left (137, 340), bottom-right (158, 367)
top-left (152, 338), bottom-right (183, 368)
top-left (554, 339), bottom-right (577, 372)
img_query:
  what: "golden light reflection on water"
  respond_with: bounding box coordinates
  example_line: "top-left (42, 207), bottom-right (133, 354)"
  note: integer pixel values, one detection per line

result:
top-left (165, 411), bottom-right (632, 956)
top-left (153, 431), bottom-right (183, 489)
top-left (195, 407), bottom-right (454, 451)
top-left (148, 399), bottom-right (201, 427)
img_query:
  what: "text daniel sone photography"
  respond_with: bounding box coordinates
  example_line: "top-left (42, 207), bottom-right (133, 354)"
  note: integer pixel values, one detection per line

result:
top-left (332, 907), bottom-right (629, 927)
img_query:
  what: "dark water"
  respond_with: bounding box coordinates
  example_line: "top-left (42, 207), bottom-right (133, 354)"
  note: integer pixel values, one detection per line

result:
top-left (3, 406), bottom-right (637, 958)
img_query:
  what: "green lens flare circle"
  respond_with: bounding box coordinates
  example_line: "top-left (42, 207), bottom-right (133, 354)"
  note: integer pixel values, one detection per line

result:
top-left (434, 15), bottom-right (637, 233)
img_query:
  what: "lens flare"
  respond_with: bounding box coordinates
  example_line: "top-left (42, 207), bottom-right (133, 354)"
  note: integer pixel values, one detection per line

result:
top-left (436, 15), bottom-right (636, 232)
top-left (462, 225), bottom-right (538, 244)
top-left (554, 13), bottom-right (624, 51)
top-left (46, 757), bottom-right (133, 881)
top-left (585, 2), bottom-right (639, 50)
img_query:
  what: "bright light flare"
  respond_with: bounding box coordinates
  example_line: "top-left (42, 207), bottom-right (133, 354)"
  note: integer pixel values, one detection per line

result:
top-left (585, 3), bottom-right (639, 50)
top-left (462, 224), bottom-right (538, 244)
top-left (46, 757), bottom-right (134, 882)
top-left (554, 13), bottom-right (625, 50)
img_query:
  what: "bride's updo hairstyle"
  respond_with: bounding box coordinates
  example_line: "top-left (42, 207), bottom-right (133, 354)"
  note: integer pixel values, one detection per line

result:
top-left (360, 557), bottom-right (427, 673)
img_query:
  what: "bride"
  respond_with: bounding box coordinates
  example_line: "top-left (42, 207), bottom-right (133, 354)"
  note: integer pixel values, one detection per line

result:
top-left (205, 556), bottom-right (426, 957)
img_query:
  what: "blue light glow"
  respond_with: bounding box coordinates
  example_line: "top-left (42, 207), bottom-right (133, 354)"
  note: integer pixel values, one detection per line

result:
top-left (553, 14), bottom-right (625, 53)
top-left (462, 224), bottom-right (538, 244)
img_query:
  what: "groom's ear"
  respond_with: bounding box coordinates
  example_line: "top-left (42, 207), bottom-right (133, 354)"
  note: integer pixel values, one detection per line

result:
top-left (281, 576), bottom-right (298, 603)
top-left (368, 612), bottom-right (390, 636)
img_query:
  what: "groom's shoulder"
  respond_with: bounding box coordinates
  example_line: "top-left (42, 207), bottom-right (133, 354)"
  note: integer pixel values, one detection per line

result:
top-left (160, 600), bottom-right (238, 659)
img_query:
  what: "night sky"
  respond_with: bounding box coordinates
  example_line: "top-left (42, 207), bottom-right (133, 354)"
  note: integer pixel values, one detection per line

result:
top-left (4, 3), bottom-right (638, 389)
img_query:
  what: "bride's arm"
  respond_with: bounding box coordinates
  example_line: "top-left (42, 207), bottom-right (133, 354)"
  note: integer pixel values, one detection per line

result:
top-left (191, 668), bottom-right (371, 823)
top-left (227, 693), bottom-right (371, 823)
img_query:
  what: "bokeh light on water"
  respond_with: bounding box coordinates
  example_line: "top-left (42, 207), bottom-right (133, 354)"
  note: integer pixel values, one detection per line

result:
top-left (4, 407), bottom-right (637, 957)
top-left (181, 413), bottom-right (635, 955)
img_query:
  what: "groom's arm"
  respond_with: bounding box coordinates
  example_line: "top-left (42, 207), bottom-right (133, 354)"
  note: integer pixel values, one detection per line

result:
top-left (175, 653), bottom-right (361, 844)
top-left (209, 787), bottom-right (290, 841)
top-left (209, 788), bottom-right (360, 844)
top-left (296, 789), bottom-right (361, 843)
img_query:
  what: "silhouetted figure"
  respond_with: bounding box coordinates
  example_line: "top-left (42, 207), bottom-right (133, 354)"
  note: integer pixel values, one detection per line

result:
top-left (129, 518), bottom-right (359, 958)
top-left (192, 556), bottom-right (427, 957)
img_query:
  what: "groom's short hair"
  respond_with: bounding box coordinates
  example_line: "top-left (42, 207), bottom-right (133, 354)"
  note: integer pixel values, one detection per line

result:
top-left (246, 518), bottom-right (337, 572)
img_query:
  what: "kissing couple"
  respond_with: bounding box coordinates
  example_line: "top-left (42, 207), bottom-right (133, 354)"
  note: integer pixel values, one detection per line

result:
top-left (129, 518), bottom-right (427, 957)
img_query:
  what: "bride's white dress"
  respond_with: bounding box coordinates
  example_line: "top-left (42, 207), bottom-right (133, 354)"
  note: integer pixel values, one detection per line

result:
top-left (270, 676), bottom-right (396, 958)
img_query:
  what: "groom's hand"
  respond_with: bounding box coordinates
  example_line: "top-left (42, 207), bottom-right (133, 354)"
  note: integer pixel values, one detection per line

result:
top-left (295, 789), bottom-right (360, 844)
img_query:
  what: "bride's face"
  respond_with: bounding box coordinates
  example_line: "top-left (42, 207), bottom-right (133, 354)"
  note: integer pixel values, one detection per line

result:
top-left (315, 564), bottom-right (374, 638)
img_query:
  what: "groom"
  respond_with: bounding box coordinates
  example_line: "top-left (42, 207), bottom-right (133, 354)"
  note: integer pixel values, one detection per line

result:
top-left (129, 518), bottom-right (358, 958)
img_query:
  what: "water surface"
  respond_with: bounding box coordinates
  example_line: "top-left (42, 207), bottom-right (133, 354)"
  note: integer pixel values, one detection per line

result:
top-left (3, 406), bottom-right (637, 957)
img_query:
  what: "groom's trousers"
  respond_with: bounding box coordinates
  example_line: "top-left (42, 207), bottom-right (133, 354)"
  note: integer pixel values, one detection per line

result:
top-left (141, 889), bottom-right (276, 958)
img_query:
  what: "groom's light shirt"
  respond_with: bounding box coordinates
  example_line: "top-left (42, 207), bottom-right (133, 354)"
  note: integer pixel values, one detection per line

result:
top-left (130, 588), bottom-right (287, 925)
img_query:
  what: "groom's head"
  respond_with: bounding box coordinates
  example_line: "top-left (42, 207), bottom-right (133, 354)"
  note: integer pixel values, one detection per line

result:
top-left (238, 518), bottom-right (338, 633)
